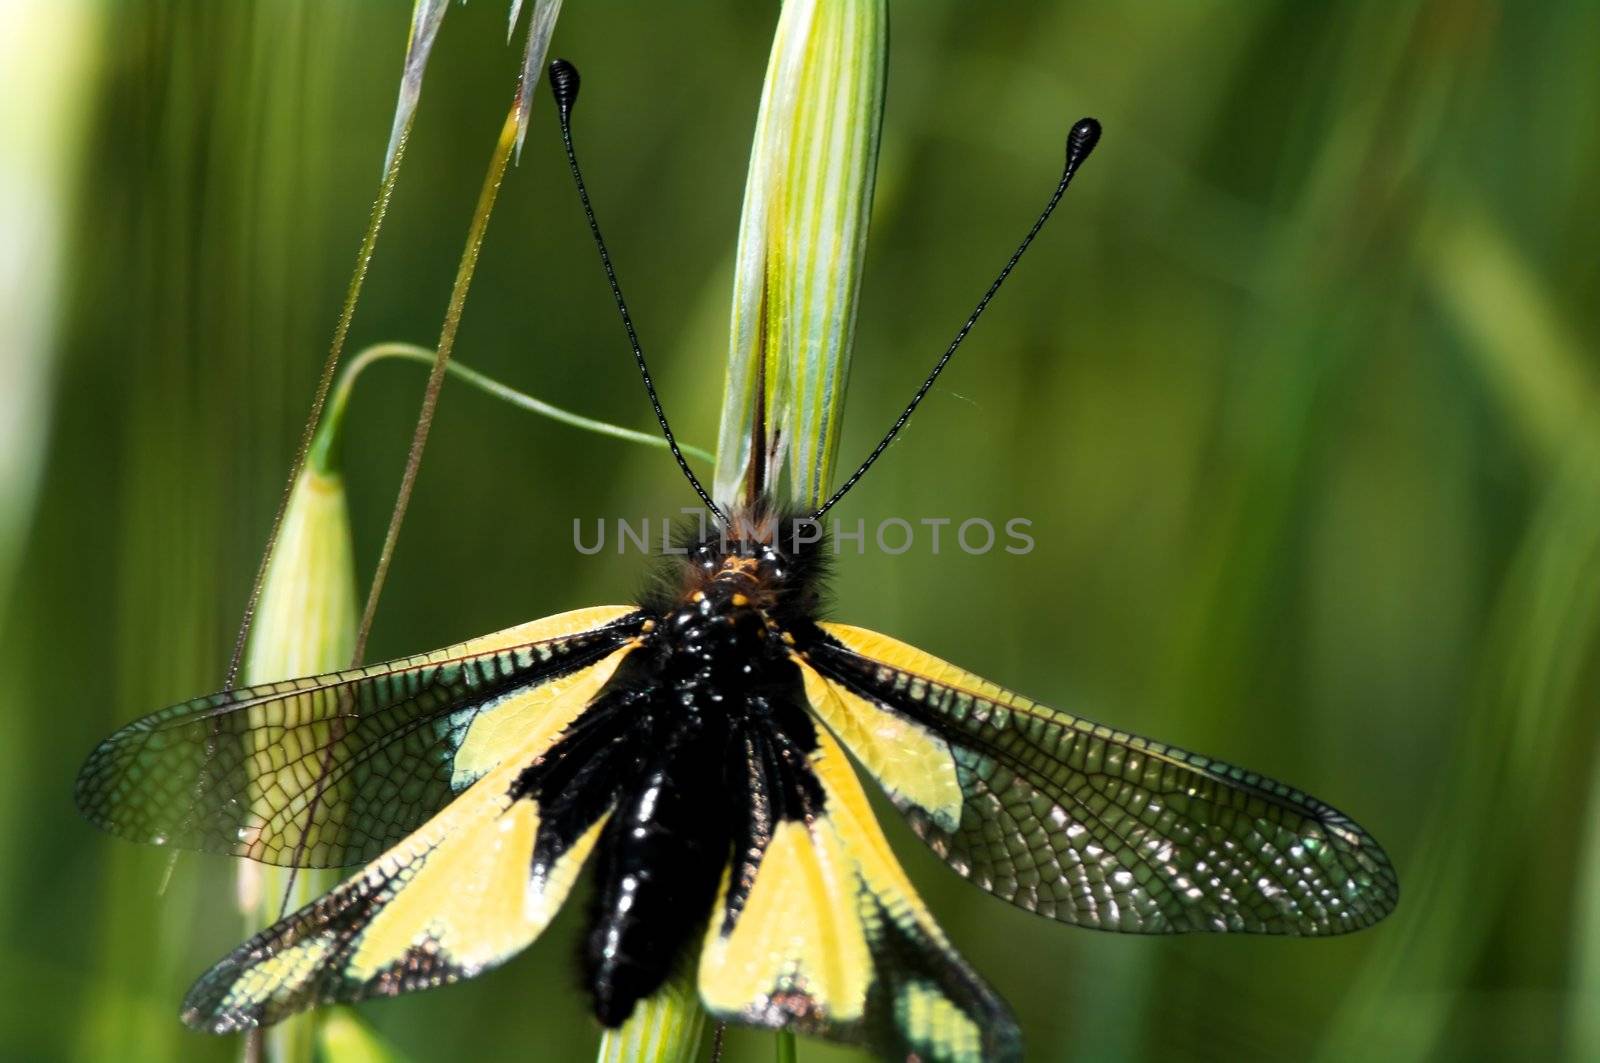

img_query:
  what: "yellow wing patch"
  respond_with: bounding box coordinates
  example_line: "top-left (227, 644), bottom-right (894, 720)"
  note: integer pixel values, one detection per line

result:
top-left (699, 818), bottom-right (871, 1023)
top-left (182, 649), bottom-right (627, 1033)
top-left (450, 605), bottom-right (639, 656)
top-left (451, 636), bottom-right (633, 787)
top-left (345, 801), bottom-right (602, 981)
top-left (795, 655), bottom-right (962, 830)
top-left (698, 727), bottom-right (1017, 1063)
top-left (896, 979), bottom-right (985, 1062)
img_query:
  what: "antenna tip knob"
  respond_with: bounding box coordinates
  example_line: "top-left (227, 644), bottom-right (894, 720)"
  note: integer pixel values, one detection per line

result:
top-left (1066, 117), bottom-right (1101, 167)
top-left (549, 58), bottom-right (580, 115)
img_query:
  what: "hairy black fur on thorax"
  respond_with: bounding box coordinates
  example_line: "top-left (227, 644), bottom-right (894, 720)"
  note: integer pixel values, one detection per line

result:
top-left (513, 502), bottom-right (833, 1026)
top-left (638, 499), bottom-right (832, 629)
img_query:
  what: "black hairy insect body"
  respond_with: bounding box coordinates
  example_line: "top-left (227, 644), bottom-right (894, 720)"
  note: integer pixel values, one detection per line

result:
top-left (508, 504), bottom-right (831, 1023)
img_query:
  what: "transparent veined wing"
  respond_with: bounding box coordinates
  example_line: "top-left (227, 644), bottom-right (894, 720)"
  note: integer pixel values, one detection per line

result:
top-left (75, 606), bottom-right (643, 868)
top-left (181, 666), bottom-right (617, 1032)
top-left (803, 623), bottom-right (1399, 936)
top-left (700, 722), bottom-right (1019, 1063)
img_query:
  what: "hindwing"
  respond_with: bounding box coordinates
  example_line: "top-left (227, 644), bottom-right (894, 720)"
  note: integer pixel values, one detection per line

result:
top-left (181, 642), bottom-right (634, 1032)
top-left (700, 724), bottom-right (1019, 1063)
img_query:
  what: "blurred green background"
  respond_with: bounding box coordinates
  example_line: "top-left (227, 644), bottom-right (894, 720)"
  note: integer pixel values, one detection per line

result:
top-left (4, 2), bottom-right (1599, 1061)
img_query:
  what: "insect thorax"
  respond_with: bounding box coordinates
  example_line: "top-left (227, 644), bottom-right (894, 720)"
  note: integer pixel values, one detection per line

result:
top-left (641, 501), bottom-right (829, 634)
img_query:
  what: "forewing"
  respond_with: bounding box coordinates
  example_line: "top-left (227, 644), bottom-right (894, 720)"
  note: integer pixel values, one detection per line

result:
top-left (808, 623), bottom-right (1398, 936)
top-left (699, 726), bottom-right (1019, 1063)
top-left (76, 606), bottom-right (641, 867)
top-left (181, 664), bottom-right (616, 1033)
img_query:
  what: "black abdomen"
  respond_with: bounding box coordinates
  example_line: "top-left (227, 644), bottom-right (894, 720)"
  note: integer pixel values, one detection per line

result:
top-left (583, 717), bottom-right (732, 1026)
top-left (580, 576), bottom-right (821, 1026)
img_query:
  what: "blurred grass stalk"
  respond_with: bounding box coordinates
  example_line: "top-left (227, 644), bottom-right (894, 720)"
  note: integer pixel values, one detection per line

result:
top-left (0, 3), bottom-right (97, 617)
top-left (1317, 196), bottom-right (1600, 1063)
top-left (236, 460), bottom-right (360, 1063)
top-left (222, 4), bottom-right (438, 1057)
top-left (0, 0), bottom-right (100, 933)
top-left (229, 3), bottom-right (564, 1061)
top-left (348, 0), bottom-right (561, 669)
top-left (1575, 720), bottom-right (1600, 1060)
top-left (604, 1), bottom-right (885, 1060)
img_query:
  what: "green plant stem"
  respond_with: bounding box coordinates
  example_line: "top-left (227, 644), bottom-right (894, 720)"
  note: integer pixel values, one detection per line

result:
top-left (227, 59), bottom-right (416, 1063)
top-left (775, 1030), bottom-right (797, 1063)
top-left (349, 90), bottom-right (521, 667)
top-left (308, 342), bottom-right (713, 474)
top-left (223, 65), bottom-right (413, 693)
top-left (273, 88), bottom-right (522, 921)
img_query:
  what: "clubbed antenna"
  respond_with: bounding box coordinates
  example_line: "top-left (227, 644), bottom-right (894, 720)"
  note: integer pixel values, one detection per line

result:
top-left (548, 58), bottom-right (728, 525)
top-left (812, 118), bottom-right (1103, 520)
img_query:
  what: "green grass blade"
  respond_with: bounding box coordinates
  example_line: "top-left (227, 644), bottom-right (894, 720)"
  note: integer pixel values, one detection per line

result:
top-left (595, 966), bottom-right (707, 1063)
top-left (714, 0), bottom-right (886, 510)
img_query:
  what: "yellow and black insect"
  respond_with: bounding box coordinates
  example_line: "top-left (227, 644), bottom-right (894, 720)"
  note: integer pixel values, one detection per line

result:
top-left (75, 59), bottom-right (1397, 1063)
